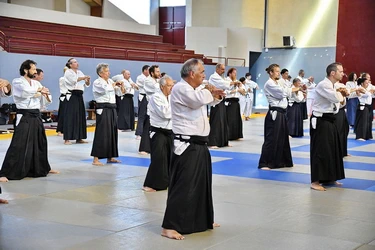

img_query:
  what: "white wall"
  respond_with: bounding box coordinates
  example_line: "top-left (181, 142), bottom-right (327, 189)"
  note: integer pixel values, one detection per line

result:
top-left (226, 27), bottom-right (263, 66)
top-left (69, 0), bottom-right (90, 15)
top-left (10, 0), bottom-right (54, 10)
top-left (102, 0), bottom-right (136, 22)
top-left (0, 2), bottom-right (156, 35)
top-left (185, 27), bottom-right (227, 60)
top-left (186, 26), bottom-right (262, 66)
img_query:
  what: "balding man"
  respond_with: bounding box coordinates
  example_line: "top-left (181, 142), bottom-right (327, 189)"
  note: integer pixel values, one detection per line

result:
top-left (143, 75), bottom-right (174, 192)
top-left (161, 59), bottom-right (224, 240)
top-left (113, 70), bottom-right (138, 131)
top-left (207, 63), bottom-right (234, 148)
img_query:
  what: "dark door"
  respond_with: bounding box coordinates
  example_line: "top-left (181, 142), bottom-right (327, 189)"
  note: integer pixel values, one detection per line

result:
top-left (159, 6), bottom-right (185, 46)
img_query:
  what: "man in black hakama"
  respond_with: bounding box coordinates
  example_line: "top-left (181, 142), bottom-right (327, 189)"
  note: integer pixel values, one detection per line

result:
top-left (139, 65), bottom-right (161, 155)
top-left (56, 67), bottom-right (69, 136)
top-left (113, 70), bottom-right (137, 131)
top-left (161, 59), bottom-right (224, 240)
top-left (135, 65), bottom-right (150, 139)
top-left (62, 58), bottom-right (90, 145)
top-left (208, 64), bottom-right (234, 148)
top-left (143, 76), bottom-right (174, 192)
top-left (310, 63), bottom-right (348, 191)
top-left (91, 63), bottom-right (123, 166)
top-left (0, 60), bottom-right (59, 182)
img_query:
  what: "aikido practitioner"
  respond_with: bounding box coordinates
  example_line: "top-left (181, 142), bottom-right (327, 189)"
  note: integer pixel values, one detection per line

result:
top-left (143, 75), bottom-right (174, 192)
top-left (0, 60), bottom-right (59, 182)
top-left (91, 63), bottom-right (124, 166)
top-left (161, 59), bottom-right (224, 240)
top-left (286, 78), bottom-right (306, 137)
top-left (112, 70), bottom-right (138, 132)
top-left (310, 62), bottom-right (349, 191)
top-left (135, 65), bottom-right (150, 139)
top-left (63, 58), bottom-right (91, 145)
top-left (208, 64), bottom-right (235, 148)
top-left (56, 66), bottom-right (69, 136)
top-left (258, 64), bottom-right (302, 170)
top-left (354, 77), bottom-right (374, 141)
top-left (225, 68), bottom-right (245, 140)
top-left (138, 65), bottom-right (161, 155)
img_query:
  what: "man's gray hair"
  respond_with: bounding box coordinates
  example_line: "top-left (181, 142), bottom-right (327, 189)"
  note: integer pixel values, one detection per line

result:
top-left (215, 63), bottom-right (224, 70)
top-left (160, 74), bottom-right (173, 86)
top-left (181, 58), bottom-right (204, 78)
top-left (96, 63), bottom-right (109, 76)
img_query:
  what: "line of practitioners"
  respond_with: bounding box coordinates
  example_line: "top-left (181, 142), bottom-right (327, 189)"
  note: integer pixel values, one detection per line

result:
top-left (280, 69), bottom-right (374, 140)
top-left (0, 58), bottom-right (227, 241)
top-left (258, 62), bottom-right (374, 192)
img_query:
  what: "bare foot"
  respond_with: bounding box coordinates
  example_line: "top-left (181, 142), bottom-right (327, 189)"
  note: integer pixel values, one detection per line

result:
top-left (139, 151), bottom-right (149, 155)
top-left (142, 186), bottom-right (156, 192)
top-left (161, 229), bottom-right (185, 240)
top-left (260, 167), bottom-right (270, 170)
top-left (0, 177), bottom-right (9, 182)
top-left (76, 140), bottom-right (88, 144)
top-left (245, 117), bottom-right (249, 121)
top-left (0, 198), bottom-right (8, 204)
top-left (356, 138), bottom-right (365, 141)
top-left (213, 222), bottom-right (220, 228)
top-left (310, 182), bottom-right (326, 191)
top-left (57, 132), bottom-right (63, 136)
top-left (227, 144), bottom-right (233, 147)
top-left (92, 161), bottom-right (104, 166)
top-left (64, 140), bottom-right (72, 145)
top-left (135, 135), bottom-right (141, 140)
top-left (344, 154), bottom-right (352, 157)
top-left (209, 146), bottom-right (219, 149)
top-left (107, 158), bottom-right (121, 163)
top-left (49, 169), bottom-right (60, 174)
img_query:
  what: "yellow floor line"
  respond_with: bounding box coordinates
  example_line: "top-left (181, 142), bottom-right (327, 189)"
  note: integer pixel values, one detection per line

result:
top-left (0, 126), bottom-right (96, 140)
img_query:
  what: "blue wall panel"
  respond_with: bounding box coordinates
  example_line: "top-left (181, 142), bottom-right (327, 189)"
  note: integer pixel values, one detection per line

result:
top-left (0, 52), bottom-right (249, 110)
top-left (250, 47), bottom-right (336, 108)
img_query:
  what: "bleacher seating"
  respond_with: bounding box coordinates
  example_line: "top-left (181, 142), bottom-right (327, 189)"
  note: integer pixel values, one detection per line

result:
top-left (0, 16), bottom-right (214, 65)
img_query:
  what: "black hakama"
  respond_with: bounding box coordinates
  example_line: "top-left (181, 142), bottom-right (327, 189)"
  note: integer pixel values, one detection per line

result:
top-left (162, 135), bottom-right (214, 234)
top-left (91, 103), bottom-right (118, 159)
top-left (139, 114), bottom-right (151, 153)
top-left (287, 102), bottom-right (304, 137)
top-left (346, 98), bottom-right (358, 127)
top-left (143, 126), bottom-right (173, 190)
top-left (310, 114), bottom-right (345, 183)
top-left (354, 104), bottom-right (373, 140)
top-left (135, 94), bottom-right (148, 136)
top-left (208, 101), bottom-right (229, 147)
top-left (116, 94), bottom-right (135, 131)
top-left (56, 94), bottom-right (66, 133)
top-left (301, 101), bottom-right (308, 120)
top-left (334, 107), bottom-right (349, 156)
top-left (63, 90), bottom-right (87, 141)
top-left (0, 109), bottom-right (51, 180)
top-left (225, 98), bottom-right (243, 140)
top-left (258, 107), bottom-right (293, 169)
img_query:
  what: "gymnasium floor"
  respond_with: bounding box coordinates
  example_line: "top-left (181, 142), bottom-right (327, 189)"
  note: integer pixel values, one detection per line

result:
top-left (0, 117), bottom-right (374, 250)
